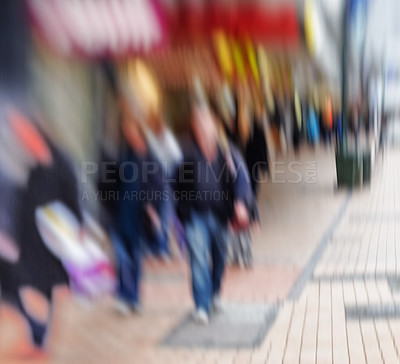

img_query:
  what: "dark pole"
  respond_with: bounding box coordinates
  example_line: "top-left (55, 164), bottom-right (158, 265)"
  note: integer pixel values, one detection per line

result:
top-left (340, 0), bottom-right (350, 154)
top-left (379, 67), bottom-right (386, 151)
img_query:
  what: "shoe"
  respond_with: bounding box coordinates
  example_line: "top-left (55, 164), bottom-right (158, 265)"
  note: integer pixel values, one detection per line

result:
top-left (212, 295), bottom-right (224, 313)
top-left (114, 300), bottom-right (130, 316)
top-left (130, 303), bottom-right (143, 315)
top-left (192, 308), bottom-right (209, 325)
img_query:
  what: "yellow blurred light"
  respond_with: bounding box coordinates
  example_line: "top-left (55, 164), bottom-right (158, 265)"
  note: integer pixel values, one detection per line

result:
top-left (126, 59), bottom-right (161, 117)
top-left (231, 40), bottom-right (246, 80)
top-left (257, 46), bottom-right (274, 112)
top-left (305, 0), bottom-right (316, 55)
top-left (246, 39), bottom-right (260, 87)
top-left (213, 31), bottom-right (234, 81)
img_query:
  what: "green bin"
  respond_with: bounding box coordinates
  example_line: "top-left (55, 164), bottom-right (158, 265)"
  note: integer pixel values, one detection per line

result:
top-left (362, 152), bottom-right (371, 184)
top-left (335, 152), bottom-right (363, 188)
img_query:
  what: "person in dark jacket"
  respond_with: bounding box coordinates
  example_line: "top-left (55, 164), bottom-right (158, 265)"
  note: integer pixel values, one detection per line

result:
top-left (292, 91), bottom-right (303, 153)
top-left (112, 109), bottom-right (167, 313)
top-left (175, 102), bottom-right (234, 324)
top-left (211, 103), bottom-right (257, 268)
top-left (0, 109), bottom-right (82, 351)
top-left (244, 117), bottom-right (269, 196)
top-left (244, 90), bottom-right (269, 197)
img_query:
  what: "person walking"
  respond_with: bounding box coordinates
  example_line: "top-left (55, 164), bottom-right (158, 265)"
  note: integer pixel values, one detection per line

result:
top-left (175, 102), bottom-right (234, 324)
top-left (112, 101), bottom-right (166, 313)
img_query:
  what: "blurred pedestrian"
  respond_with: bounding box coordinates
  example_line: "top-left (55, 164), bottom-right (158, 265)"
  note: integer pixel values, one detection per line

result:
top-left (113, 100), bottom-right (166, 313)
top-left (307, 102), bottom-right (320, 146)
top-left (292, 90), bottom-right (303, 154)
top-left (214, 108), bottom-right (258, 269)
top-left (143, 110), bottom-right (182, 258)
top-left (175, 102), bottom-right (234, 324)
top-left (244, 88), bottom-right (269, 196)
top-left (322, 96), bottom-right (333, 145)
top-left (0, 108), bottom-right (82, 352)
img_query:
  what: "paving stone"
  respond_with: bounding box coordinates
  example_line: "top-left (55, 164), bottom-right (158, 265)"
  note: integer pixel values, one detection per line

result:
top-left (346, 321), bottom-right (366, 364)
top-left (376, 280), bottom-right (394, 304)
top-left (234, 350), bottom-right (253, 364)
top-left (343, 281), bottom-right (357, 306)
top-left (282, 296), bottom-right (307, 364)
top-left (331, 283), bottom-right (349, 364)
top-left (365, 280), bottom-right (381, 305)
top-left (163, 303), bottom-right (278, 348)
top-left (360, 320), bottom-right (383, 364)
top-left (354, 281), bottom-right (369, 306)
top-left (374, 320), bottom-right (399, 363)
top-left (264, 303), bottom-right (293, 364)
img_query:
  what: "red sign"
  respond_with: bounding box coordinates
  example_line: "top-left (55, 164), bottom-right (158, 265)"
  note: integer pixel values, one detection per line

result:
top-left (170, 2), bottom-right (299, 45)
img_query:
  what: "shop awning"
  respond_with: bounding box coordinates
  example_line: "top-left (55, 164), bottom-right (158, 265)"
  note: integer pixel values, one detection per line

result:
top-left (27, 0), bottom-right (166, 58)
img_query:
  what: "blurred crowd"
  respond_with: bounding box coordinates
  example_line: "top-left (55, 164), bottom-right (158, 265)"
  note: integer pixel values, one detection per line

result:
top-left (0, 0), bottom-right (381, 357)
top-left (0, 60), bottom-right (344, 351)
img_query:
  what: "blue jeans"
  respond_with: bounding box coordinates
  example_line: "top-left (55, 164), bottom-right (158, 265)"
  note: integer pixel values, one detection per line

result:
top-left (184, 211), bottom-right (228, 312)
top-left (110, 230), bottom-right (141, 305)
top-left (146, 200), bottom-right (172, 257)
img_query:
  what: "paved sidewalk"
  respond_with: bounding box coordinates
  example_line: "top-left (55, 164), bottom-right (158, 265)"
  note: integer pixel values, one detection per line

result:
top-left (263, 148), bottom-right (400, 364)
top-left (2, 145), bottom-right (379, 364)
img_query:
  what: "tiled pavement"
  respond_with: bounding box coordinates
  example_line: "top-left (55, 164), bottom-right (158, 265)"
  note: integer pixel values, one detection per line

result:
top-left (263, 149), bottom-right (400, 364)
top-left (4, 145), bottom-right (400, 363)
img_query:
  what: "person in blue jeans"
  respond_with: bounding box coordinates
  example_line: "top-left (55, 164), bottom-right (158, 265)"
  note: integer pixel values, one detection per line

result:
top-left (97, 139), bottom-right (144, 313)
top-left (114, 119), bottom-right (147, 312)
top-left (143, 112), bottom-right (183, 258)
top-left (113, 110), bottom-right (165, 313)
top-left (175, 102), bottom-right (234, 324)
